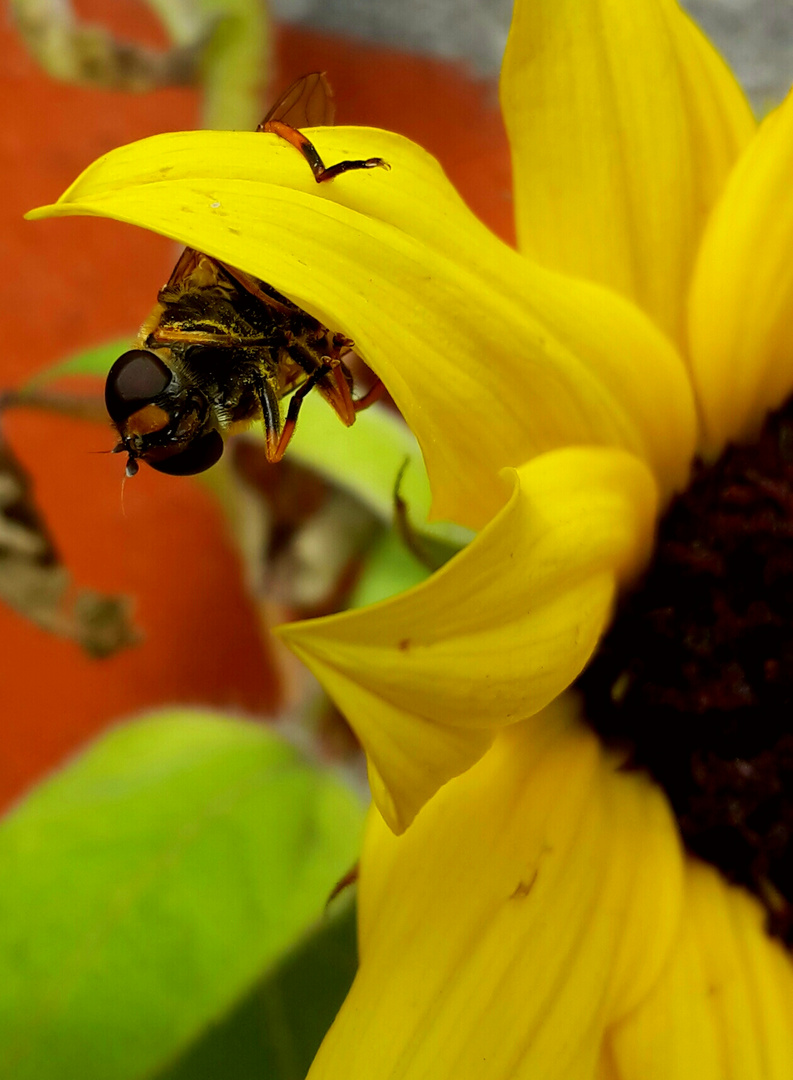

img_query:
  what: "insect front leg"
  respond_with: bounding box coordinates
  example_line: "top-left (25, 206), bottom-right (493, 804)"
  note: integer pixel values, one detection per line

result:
top-left (253, 372), bottom-right (286, 463)
top-left (258, 119), bottom-right (390, 183)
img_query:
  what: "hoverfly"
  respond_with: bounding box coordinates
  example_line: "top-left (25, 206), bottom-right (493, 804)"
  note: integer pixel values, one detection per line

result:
top-left (105, 73), bottom-right (388, 477)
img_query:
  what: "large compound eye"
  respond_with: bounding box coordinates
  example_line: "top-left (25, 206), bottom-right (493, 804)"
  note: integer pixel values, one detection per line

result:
top-left (105, 350), bottom-right (173, 424)
top-left (147, 429), bottom-right (225, 476)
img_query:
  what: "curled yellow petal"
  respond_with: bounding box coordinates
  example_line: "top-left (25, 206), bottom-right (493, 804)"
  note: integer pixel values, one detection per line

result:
top-left (501, 0), bottom-right (755, 345)
top-left (609, 861), bottom-right (793, 1079)
top-left (689, 88), bottom-right (793, 457)
top-left (309, 696), bottom-right (685, 1079)
top-left (28, 126), bottom-right (695, 524)
top-left (278, 446), bottom-right (659, 831)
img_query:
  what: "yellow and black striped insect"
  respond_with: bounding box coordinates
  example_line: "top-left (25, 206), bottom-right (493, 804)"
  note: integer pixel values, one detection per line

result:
top-left (105, 73), bottom-right (387, 477)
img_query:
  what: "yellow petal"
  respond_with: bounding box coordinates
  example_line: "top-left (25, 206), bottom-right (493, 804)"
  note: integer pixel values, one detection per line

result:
top-left (278, 446), bottom-right (658, 831)
top-left (501, 0), bottom-right (755, 345)
top-left (609, 861), bottom-right (793, 1079)
top-left (28, 126), bottom-right (695, 524)
top-left (689, 88), bottom-right (793, 457)
top-left (309, 696), bottom-right (685, 1079)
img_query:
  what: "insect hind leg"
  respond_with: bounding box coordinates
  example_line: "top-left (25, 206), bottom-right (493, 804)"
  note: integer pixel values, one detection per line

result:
top-left (259, 119), bottom-right (390, 184)
top-left (353, 378), bottom-right (385, 413)
top-left (313, 357), bottom-right (384, 426)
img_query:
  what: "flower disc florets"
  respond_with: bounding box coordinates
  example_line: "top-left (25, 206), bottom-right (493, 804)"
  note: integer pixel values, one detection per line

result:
top-left (579, 398), bottom-right (793, 942)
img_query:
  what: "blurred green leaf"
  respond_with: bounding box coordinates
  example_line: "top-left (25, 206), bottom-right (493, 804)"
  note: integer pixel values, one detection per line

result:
top-left (286, 394), bottom-right (472, 549)
top-left (151, 0), bottom-right (272, 131)
top-left (0, 711), bottom-right (364, 1080)
top-left (159, 899), bottom-right (357, 1080)
top-left (24, 338), bottom-right (129, 388)
top-left (349, 526), bottom-right (458, 608)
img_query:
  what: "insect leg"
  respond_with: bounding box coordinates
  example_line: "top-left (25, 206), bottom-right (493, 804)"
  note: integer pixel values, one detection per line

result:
top-left (324, 363), bottom-right (356, 426)
top-left (259, 119), bottom-right (390, 184)
top-left (313, 359), bottom-right (385, 425)
top-left (322, 364), bottom-right (385, 420)
top-left (268, 363), bottom-right (333, 463)
top-left (353, 378), bottom-right (385, 413)
top-left (252, 372), bottom-right (284, 463)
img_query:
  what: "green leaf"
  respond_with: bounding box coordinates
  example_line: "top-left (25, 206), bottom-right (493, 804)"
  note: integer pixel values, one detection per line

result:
top-left (0, 711), bottom-right (364, 1080)
top-left (284, 393), bottom-right (473, 549)
top-left (349, 526), bottom-right (459, 608)
top-left (24, 337), bottom-right (130, 388)
top-left (158, 900), bottom-right (357, 1080)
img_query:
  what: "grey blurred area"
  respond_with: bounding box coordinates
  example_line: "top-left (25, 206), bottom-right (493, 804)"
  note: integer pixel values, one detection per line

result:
top-left (685, 0), bottom-right (793, 109)
top-left (271, 0), bottom-right (514, 76)
top-left (271, 0), bottom-right (793, 109)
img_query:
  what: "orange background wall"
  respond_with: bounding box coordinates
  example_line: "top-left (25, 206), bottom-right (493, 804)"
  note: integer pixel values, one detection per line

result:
top-left (0, 1), bottom-right (512, 807)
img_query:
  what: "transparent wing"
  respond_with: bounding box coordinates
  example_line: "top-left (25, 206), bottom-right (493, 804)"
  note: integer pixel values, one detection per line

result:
top-left (261, 71), bottom-right (336, 128)
top-left (164, 246), bottom-right (203, 289)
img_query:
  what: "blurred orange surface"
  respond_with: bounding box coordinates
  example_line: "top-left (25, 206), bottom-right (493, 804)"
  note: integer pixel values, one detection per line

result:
top-left (1, 1), bottom-right (512, 807)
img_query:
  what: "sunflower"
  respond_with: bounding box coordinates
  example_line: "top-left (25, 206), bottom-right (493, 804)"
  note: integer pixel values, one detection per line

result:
top-left (28, 0), bottom-right (793, 1074)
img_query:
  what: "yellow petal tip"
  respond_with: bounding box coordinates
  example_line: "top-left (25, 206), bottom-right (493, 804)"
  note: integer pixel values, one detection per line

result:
top-left (24, 204), bottom-right (58, 221)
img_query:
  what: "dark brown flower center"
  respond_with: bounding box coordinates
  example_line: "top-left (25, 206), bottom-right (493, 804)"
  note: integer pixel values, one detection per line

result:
top-left (577, 397), bottom-right (793, 944)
